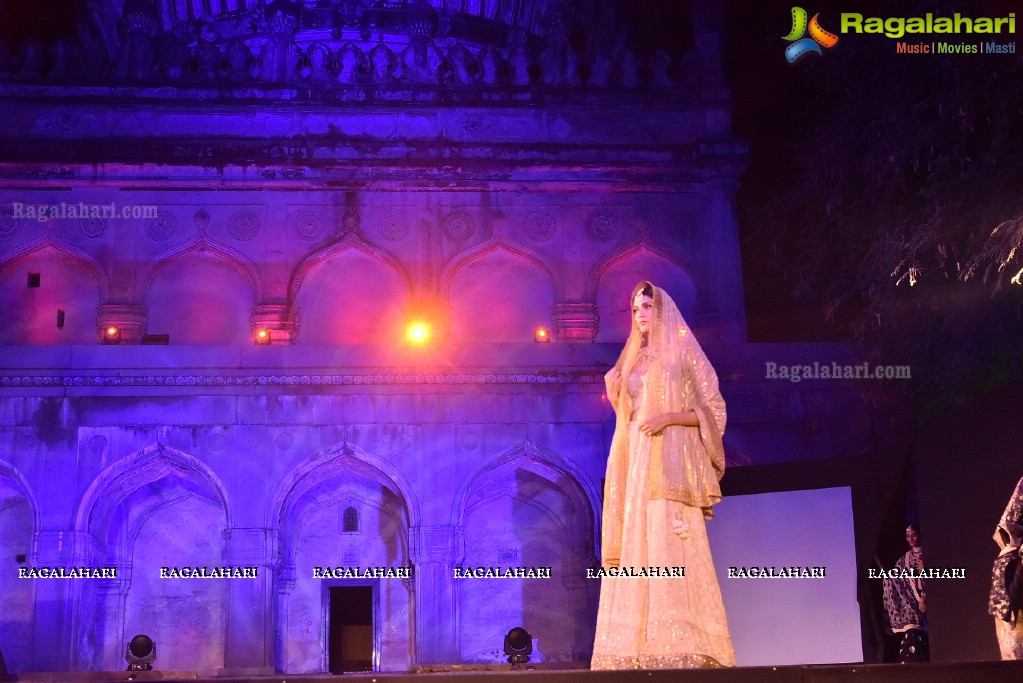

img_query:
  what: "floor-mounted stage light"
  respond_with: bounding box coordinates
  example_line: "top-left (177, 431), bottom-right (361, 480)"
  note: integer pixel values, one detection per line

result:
top-left (503, 626), bottom-right (532, 669)
top-left (254, 328), bottom-right (272, 345)
top-left (102, 325), bottom-right (121, 345)
top-left (533, 326), bottom-right (550, 343)
top-left (125, 634), bottom-right (156, 671)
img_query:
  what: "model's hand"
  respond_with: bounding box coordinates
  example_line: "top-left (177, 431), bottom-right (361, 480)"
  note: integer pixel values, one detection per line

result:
top-left (918, 594), bottom-right (927, 614)
top-left (605, 367), bottom-right (621, 401)
top-left (639, 412), bottom-right (673, 437)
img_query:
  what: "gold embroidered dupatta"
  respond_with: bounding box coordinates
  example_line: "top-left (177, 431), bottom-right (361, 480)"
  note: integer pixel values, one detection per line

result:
top-left (601, 281), bottom-right (726, 569)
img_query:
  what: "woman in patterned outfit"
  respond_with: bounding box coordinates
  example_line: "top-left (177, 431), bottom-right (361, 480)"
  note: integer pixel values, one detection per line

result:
top-left (990, 476), bottom-right (1023, 660)
top-left (881, 523), bottom-right (929, 662)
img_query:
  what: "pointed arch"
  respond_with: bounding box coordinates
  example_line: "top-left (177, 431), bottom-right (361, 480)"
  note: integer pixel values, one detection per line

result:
top-left (136, 234), bottom-right (261, 304)
top-left (454, 440), bottom-right (600, 555)
top-left (440, 236), bottom-right (559, 300)
top-left (289, 234), bottom-right (412, 304)
top-left (75, 442), bottom-right (231, 536)
top-left (289, 234), bottom-right (413, 344)
top-left (0, 235), bottom-right (108, 343)
top-left (442, 238), bottom-right (559, 342)
top-left (0, 457), bottom-right (39, 532)
top-left (267, 440), bottom-right (420, 562)
top-left (0, 233), bottom-right (110, 299)
top-left (584, 236), bottom-right (694, 302)
top-left (588, 238), bottom-right (700, 341)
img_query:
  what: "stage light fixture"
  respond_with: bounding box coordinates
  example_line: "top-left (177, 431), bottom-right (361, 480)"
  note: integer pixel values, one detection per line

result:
top-left (102, 325), bottom-right (121, 345)
top-left (503, 626), bottom-right (532, 668)
top-left (56, 308), bottom-right (65, 329)
top-left (125, 634), bottom-right (156, 671)
top-left (255, 328), bottom-right (272, 345)
top-left (405, 321), bottom-right (430, 346)
top-left (533, 326), bottom-right (550, 343)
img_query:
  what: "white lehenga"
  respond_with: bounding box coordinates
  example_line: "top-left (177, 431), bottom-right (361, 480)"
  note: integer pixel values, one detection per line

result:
top-left (591, 365), bottom-right (735, 669)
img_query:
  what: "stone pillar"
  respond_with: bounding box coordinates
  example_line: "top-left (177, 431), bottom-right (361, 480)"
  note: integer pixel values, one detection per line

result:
top-left (30, 531), bottom-right (81, 670)
top-left (115, 0), bottom-right (158, 81)
top-left (96, 303), bottom-right (146, 344)
top-left (250, 304), bottom-right (298, 345)
top-left (68, 532), bottom-right (103, 670)
top-left (410, 525), bottom-right (459, 664)
top-left (272, 557), bottom-right (297, 671)
top-left (553, 302), bottom-right (599, 342)
top-left (224, 528), bottom-right (274, 670)
top-left (260, 1), bottom-right (299, 83)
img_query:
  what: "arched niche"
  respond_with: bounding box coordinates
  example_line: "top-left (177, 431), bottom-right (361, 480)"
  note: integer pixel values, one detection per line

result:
top-left (445, 246), bottom-right (556, 343)
top-left (75, 444), bottom-right (230, 671)
top-left (269, 444), bottom-right (417, 673)
top-left (293, 248), bottom-right (409, 345)
top-left (0, 463), bottom-right (37, 673)
top-left (455, 443), bottom-right (599, 663)
top-left (0, 242), bottom-right (103, 344)
top-left (144, 249), bottom-right (255, 344)
top-left (592, 246), bottom-right (698, 343)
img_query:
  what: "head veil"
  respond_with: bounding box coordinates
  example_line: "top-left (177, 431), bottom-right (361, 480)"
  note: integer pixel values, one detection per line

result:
top-left (601, 281), bottom-right (727, 569)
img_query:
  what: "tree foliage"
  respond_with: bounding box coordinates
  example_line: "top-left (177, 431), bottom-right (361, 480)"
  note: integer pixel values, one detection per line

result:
top-left (747, 1), bottom-right (1023, 416)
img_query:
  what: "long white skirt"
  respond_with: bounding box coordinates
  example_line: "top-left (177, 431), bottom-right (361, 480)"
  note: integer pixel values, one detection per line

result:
top-left (591, 422), bottom-right (735, 669)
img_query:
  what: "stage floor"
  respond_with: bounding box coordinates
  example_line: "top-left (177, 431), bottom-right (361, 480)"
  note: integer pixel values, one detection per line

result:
top-left (8, 660), bottom-right (1023, 683)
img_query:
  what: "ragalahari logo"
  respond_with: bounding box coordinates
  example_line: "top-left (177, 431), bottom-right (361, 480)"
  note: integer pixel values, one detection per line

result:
top-left (783, 7), bottom-right (839, 63)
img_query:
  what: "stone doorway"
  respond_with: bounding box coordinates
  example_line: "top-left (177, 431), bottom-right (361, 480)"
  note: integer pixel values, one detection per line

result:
top-left (328, 585), bottom-right (374, 673)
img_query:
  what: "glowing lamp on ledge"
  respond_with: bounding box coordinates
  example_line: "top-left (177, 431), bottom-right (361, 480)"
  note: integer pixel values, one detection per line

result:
top-left (254, 328), bottom-right (272, 345)
top-left (102, 326), bottom-right (121, 345)
top-left (405, 321), bottom-right (431, 346)
top-left (533, 326), bottom-right (551, 343)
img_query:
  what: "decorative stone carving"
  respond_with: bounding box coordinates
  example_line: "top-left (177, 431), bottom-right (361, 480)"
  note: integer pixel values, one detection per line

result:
top-left (194, 41), bottom-right (223, 80)
top-left (442, 211), bottom-right (475, 242)
top-left (369, 44), bottom-right (398, 83)
top-left (377, 211), bottom-right (409, 241)
top-left (193, 209), bottom-right (210, 232)
top-left (586, 214), bottom-right (616, 242)
top-left (292, 211), bottom-right (325, 241)
top-left (115, 0), bottom-right (159, 81)
top-left (336, 43), bottom-right (363, 85)
top-left (80, 217), bottom-right (108, 239)
top-left (275, 431), bottom-right (294, 450)
top-left (225, 41), bottom-right (254, 81)
top-left (445, 44), bottom-right (479, 85)
top-left (0, 211), bottom-right (20, 240)
top-left (228, 211), bottom-right (260, 241)
top-left (525, 212), bottom-right (556, 242)
top-left (338, 209), bottom-right (360, 238)
top-left (477, 46), bottom-right (505, 85)
top-left (146, 211), bottom-right (175, 242)
top-left (400, 42), bottom-right (444, 84)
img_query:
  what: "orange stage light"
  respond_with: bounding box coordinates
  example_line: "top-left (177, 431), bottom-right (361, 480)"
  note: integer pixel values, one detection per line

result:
top-left (405, 321), bottom-right (431, 345)
top-left (534, 326), bottom-right (551, 343)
